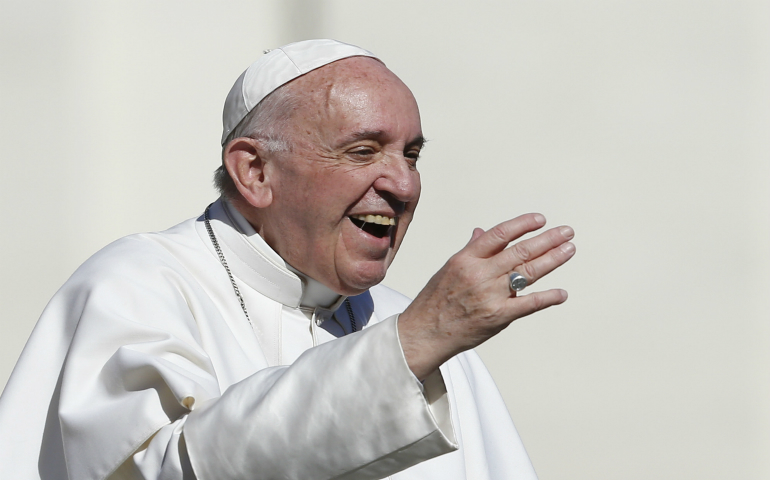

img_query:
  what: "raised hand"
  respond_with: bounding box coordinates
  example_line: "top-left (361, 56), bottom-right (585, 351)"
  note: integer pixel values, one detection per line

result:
top-left (397, 213), bottom-right (576, 380)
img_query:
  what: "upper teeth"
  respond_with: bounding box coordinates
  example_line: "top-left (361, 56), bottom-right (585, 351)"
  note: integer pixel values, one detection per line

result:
top-left (351, 214), bottom-right (396, 226)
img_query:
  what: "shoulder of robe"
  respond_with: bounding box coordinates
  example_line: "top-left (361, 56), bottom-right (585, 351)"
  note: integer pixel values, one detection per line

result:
top-left (41, 216), bottom-right (220, 349)
top-left (52, 217), bottom-right (216, 323)
top-left (65, 217), bottom-right (205, 288)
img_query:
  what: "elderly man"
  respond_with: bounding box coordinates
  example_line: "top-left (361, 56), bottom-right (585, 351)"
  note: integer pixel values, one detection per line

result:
top-left (0, 40), bottom-right (575, 479)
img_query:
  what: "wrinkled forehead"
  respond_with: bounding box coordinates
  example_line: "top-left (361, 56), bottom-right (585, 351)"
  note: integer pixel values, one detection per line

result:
top-left (290, 57), bottom-right (398, 100)
top-left (273, 58), bottom-right (422, 152)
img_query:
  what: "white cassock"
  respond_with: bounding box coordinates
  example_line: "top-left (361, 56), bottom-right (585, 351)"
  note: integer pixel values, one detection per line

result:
top-left (0, 199), bottom-right (538, 480)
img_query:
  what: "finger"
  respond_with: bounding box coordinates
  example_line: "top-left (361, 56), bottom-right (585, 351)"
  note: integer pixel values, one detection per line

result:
top-left (491, 225), bottom-right (575, 275)
top-left (512, 241), bottom-right (576, 286)
top-left (465, 213), bottom-right (546, 258)
top-left (503, 288), bottom-right (569, 323)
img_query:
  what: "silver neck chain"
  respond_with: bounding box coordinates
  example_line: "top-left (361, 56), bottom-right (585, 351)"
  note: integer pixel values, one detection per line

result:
top-left (204, 204), bottom-right (252, 326)
top-left (203, 204), bottom-right (356, 334)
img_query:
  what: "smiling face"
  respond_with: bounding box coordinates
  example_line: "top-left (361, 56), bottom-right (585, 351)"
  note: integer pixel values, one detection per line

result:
top-left (247, 57), bottom-right (424, 295)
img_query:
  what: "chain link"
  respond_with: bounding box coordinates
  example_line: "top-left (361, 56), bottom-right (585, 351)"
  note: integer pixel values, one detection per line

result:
top-left (345, 299), bottom-right (357, 333)
top-left (204, 203), bottom-right (357, 334)
top-left (204, 204), bottom-right (252, 327)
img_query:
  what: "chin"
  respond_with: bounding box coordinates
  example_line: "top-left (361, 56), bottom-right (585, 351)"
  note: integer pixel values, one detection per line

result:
top-left (338, 263), bottom-right (389, 295)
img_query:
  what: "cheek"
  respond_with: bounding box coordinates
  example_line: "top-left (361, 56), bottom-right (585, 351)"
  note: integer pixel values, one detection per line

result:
top-left (276, 185), bottom-right (351, 243)
top-left (274, 171), bottom-right (332, 219)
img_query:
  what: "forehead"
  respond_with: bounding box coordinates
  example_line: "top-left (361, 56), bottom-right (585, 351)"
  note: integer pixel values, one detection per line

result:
top-left (295, 56), bottom-right (402, 95)
top-left (289, 57), bottom-right (418, 121)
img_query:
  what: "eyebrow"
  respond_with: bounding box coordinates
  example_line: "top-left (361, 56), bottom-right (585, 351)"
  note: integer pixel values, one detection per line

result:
top-left (343, 130), bottom-right (427, 149)
top-left (408, 135), bottom-right (428, 150)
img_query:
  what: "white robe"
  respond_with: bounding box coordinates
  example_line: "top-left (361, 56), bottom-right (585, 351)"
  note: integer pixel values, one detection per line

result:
top-left (0, 199), bottom-right (538, 480)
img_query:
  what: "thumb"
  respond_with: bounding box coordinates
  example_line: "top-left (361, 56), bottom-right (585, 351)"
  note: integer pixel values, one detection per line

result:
top-left (466, 227), bottom-right (485, 246)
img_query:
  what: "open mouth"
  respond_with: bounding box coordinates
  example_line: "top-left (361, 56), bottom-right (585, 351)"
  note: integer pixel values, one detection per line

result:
top-left (349, 214), bottom-right (396, 239)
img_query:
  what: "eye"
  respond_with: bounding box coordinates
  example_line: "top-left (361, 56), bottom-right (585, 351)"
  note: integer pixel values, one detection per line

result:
top-left (347, 145), bottom-right (378, 158)
top-left (405, 148), bottom-right (421, 166)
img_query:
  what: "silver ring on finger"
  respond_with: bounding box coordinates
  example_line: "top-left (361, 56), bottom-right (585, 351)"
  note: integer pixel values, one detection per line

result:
top-left (509, 272), bottom-right (528, 293)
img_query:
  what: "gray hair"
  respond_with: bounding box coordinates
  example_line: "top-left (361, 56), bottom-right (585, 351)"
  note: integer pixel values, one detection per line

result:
top-left (214, 82), bottom-right (300, 199)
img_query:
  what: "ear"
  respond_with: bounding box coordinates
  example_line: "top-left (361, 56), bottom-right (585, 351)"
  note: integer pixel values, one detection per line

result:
top-left (223, 137), bottom-right (273, 208)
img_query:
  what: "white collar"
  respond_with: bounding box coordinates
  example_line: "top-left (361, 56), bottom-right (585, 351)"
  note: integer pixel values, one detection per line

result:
top-left (209, 198), bottom-right (344, 311)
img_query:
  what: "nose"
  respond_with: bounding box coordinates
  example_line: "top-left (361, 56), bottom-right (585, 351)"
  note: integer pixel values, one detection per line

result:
top-left (373, 154), bottom-right (421, 203)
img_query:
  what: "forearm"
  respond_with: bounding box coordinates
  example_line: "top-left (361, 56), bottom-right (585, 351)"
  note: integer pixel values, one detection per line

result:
top-left (184, 317), bottom-right (456, 480)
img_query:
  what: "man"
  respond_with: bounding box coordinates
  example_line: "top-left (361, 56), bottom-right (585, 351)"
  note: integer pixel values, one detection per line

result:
top-left (0, 39), bottom-right (575, 479)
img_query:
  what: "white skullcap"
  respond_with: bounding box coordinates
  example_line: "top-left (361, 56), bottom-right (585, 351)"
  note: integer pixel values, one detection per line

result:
top-left (221, 39), bottom-right (379, 145)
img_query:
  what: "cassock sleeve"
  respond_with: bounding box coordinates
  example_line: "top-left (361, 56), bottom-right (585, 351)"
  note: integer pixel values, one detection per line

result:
top-left (50, 238), bottom-right (456, 480)
top-left (184, 317), bottom-right (456, 480)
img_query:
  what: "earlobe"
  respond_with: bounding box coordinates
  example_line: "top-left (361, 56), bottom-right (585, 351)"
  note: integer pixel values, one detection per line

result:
top-left (223, 138), bottom-right (273, 208)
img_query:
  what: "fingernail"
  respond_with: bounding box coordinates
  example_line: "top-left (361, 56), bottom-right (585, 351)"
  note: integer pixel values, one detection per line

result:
top-left (560, 226), bottom-right (574, 240)
top-left (534, 214), bottom-right (546, 225)
top-left (561, 242), bottom-right (576, 255)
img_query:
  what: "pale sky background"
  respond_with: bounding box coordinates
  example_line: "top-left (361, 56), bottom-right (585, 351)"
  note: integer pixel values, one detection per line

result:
top-left (1, 1), bottom-right (769, 478)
